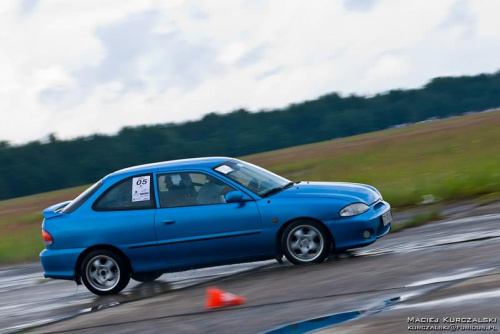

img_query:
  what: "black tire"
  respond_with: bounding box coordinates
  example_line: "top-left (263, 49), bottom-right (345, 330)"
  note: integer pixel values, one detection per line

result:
top-left (131, 272), bottom-right (162, 283)
top-left (81, 250), bottom-right (130, 296)
top-left (281, 220), bottom-right (331, 265)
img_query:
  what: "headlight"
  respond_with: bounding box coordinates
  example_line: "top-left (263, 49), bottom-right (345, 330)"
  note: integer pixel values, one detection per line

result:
top-left (340, 203), bottom-right (369, 217)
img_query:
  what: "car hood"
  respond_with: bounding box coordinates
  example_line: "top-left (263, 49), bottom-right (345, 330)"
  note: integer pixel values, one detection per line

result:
top-left (271, 182), bottom-right (381, 204)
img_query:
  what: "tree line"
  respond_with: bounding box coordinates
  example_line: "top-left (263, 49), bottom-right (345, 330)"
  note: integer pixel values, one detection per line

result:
top-left (1, 71), bottom-right (500, 200)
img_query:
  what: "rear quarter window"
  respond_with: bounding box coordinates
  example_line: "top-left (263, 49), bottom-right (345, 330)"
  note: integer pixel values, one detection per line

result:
top-left (63, 180), bottom-right (103, 214)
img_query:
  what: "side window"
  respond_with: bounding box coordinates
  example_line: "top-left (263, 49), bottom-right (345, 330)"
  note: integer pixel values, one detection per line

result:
top-left (93, 175), bottom-right (155, 211)
top-left (157, 172), bottom-right (235, 208)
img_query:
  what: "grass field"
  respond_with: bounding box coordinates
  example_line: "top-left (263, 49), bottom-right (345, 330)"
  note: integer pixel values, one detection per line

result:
top-left (1, 110), bottom-right (499, 264)
top-left (0, 186), bottom-right (87, 263)
top-left (245, 110), bottom-right (500, 207)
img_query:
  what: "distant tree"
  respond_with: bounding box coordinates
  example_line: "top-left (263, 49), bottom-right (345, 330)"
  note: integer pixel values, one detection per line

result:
top-left (1, 71), bottom-right (500, 200)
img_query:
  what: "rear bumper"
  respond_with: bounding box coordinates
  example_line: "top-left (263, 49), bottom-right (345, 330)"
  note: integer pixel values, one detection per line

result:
top-left (327, 201), bottom-right (392, 250)
top-left (40, 248), bottom-right (84, 281)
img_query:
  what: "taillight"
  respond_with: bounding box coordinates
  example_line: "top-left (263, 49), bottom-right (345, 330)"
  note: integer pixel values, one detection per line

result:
top-left (42, 229), bottom-right (53, 246)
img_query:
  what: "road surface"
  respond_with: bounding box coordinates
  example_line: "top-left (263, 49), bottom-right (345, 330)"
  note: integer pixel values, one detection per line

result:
top-left (1, 201), bottom-right (499, 333)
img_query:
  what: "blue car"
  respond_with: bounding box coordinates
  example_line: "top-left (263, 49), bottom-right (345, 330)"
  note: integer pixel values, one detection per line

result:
top-left (40, 157), bottom-right (392, 295)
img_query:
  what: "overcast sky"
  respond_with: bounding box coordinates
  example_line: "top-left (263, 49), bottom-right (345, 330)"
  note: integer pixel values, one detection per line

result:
top-left (1, 0), bottom-right (499, 144)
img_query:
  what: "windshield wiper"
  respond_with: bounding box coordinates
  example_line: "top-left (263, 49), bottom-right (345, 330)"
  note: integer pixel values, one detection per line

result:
top-left (261, 182), bottom-right (294, 198)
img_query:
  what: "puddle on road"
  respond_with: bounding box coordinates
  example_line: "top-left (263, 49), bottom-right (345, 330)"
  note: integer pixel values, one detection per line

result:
top-left (2, 261), bottom-right (277, 334)
top-left (265, 297), bottom-right (401, 334)
top-left (264, 267), bottom-right (499, 334)
top-left (1, 281), bottom-right (173, 334)
top-left (265, 311), bottom-right (362, 334)
top-left (4, 301), bottom-right (124, 334)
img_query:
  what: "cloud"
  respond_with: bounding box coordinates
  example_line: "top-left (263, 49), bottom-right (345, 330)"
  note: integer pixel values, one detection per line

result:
top-left (42, 10), bottom-right (224, 109)
top-left (236, 45), bottom-right (267, 67)
top-left (37, 66), bottom-right (78, 109)
top-left (343, 0), bottom-right (380, 13)
top-left (1, 0), bottom-right (500, 144)
top-left (255, 67), bottom-right (283, 81)
top-left (365, 54), bottom-right (410, 83)
top-left (184, 3), bottom-right (210, 20)
top-left (18, 0), bottom-right (38, 17)
top-left (438, 0), bottom-right (476, 38)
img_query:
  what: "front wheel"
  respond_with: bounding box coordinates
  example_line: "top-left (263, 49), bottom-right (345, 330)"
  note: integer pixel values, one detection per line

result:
top-left (281, 220), bottom-right (331, 265)
top-left (81, 250), bottom-right (130, 295)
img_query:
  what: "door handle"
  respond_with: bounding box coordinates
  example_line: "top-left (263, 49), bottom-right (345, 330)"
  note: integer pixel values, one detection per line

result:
top-left (162, 219), bottom-right (176, 225)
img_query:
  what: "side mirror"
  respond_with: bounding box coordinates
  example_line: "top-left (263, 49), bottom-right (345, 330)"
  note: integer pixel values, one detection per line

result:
top-left (225, 191), bottom-right (243, 203)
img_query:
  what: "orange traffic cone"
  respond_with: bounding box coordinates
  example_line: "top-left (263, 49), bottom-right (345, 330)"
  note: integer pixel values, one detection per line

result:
top-left (205, 287), bottom-right (246, 309)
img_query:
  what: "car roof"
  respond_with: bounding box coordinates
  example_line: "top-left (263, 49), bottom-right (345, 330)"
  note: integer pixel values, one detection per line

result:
top-left (105, 157), bottom-right (232, 180)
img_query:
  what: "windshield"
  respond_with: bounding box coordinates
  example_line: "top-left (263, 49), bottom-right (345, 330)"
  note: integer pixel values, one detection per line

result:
top-left (213, 160), bottom-right (291, 197)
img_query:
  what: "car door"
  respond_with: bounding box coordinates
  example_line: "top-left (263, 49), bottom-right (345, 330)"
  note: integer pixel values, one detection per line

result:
top-left (91, 174), bottom-right (162, 273)
top-left (154, 171), bottom-right (264, 268)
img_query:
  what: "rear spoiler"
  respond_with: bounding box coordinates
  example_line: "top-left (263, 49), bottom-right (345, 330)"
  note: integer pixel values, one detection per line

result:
top-left (43, 201), bottom-right (71, 219)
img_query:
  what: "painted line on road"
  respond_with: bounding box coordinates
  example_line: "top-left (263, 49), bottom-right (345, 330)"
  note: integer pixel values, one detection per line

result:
top-left (435, 213), bottom-right (500, 227)
top-left (355, 231), bottom-right (500, 257)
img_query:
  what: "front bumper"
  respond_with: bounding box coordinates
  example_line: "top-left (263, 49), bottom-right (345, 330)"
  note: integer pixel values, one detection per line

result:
top-left (327, 200), bottom-right (392, 250)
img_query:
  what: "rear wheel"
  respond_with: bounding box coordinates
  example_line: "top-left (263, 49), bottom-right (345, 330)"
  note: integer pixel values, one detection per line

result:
top-left (131, 272), bottom-right (162, 283)
top-left (281, 220), bottom-right (331, 265)
top-left (81, 250), bottom-right (130, 295)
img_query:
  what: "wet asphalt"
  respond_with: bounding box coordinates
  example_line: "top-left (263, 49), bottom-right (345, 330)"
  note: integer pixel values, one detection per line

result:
top-left (0, 261), bottom-right (274, 333)
top-left (1, 202), bottom-right (499, 333)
